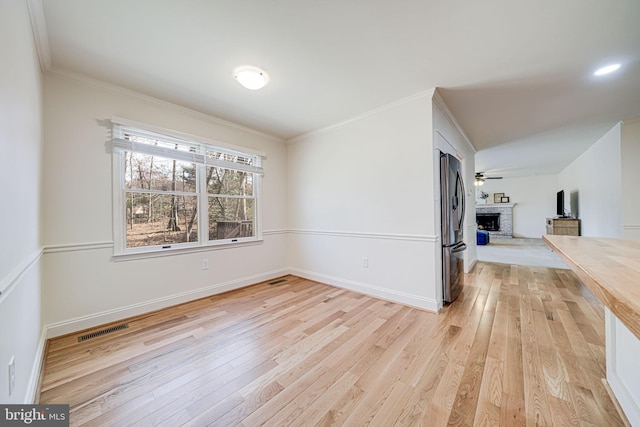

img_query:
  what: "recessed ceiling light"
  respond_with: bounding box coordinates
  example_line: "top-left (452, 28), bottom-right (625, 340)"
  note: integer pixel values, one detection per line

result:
top-left (594, 63), bottom-right (621, 76)
top-left (233, 66), bottom-right (270, 90)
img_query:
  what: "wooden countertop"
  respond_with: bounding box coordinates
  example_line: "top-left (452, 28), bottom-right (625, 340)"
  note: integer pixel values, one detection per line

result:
top-left (543, 235), bottom-right (640, 341)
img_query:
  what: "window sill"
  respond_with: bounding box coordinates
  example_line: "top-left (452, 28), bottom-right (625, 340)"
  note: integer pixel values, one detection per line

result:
top-left (112, 238), bottom-right (263, 262)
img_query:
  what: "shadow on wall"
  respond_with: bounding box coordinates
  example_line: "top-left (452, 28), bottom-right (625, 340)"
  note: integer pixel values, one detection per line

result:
top-left (570, 191), bottom-right (579, 218)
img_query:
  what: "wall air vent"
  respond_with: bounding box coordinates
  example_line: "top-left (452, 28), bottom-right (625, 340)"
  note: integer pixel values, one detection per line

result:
top-left (78, 323), bottom-right (129, 342)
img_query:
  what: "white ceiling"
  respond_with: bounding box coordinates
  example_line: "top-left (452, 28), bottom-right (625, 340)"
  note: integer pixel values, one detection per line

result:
top-left (36, 0), bottom-right (640, 177)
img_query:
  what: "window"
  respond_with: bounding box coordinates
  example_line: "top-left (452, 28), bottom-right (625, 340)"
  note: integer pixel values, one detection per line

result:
top-left (111, 120), bottom-right (263, 256)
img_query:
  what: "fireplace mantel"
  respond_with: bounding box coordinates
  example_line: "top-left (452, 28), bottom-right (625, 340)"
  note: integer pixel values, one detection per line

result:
top-left (476, 203), bottom-right (516, 238)
top-left (476, 203), bottom-right (515, 208)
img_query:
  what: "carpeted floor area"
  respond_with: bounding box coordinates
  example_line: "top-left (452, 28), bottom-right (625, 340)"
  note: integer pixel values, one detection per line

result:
top-left (476, 237), bottom-right (569, 269)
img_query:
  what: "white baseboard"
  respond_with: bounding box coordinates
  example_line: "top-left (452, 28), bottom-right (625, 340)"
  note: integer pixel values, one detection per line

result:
top-left (288, 268), bottom-right (439, 312)
top-left (466, 258), bottom-right (477, 273)
top-left (44, 268), bottom-right (289, 338)
top-left (608, 371), bottom-right (639, 426)
top-left (26, 328), bottom-right (47, 403)
top-left (42, 265), bottom-right (440, 338)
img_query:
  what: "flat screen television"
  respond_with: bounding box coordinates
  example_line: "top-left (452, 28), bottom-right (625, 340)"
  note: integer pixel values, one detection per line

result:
top-left (557, 190), bottom-right (565, 217)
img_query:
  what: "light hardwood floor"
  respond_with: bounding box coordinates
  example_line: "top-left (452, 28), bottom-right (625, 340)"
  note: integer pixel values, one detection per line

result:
top-left (38, 263), bottom-right (630, 426)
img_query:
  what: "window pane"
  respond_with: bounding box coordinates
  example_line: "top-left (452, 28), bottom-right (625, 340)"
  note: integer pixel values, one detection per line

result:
top-left (126, 193), bottom-right (198, 248)
top-left (206, 167), bottom-right (253, 196)
top-left (208, 197), bottom-right (254, 240)
top-left (124, 152), bottom-right (197, 192)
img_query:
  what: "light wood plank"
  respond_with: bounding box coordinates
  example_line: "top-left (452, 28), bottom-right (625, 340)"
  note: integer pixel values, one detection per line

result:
top-left (37, 268), bottom-right (630, 426)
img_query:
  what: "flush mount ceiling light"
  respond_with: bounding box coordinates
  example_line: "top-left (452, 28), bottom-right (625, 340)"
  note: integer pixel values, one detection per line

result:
top-left (594, 63), bottom-right (621, 76)
top-left (233, 66), bottom-right (270, 90)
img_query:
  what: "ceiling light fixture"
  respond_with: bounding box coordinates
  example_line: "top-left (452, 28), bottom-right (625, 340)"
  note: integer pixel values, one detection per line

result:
top-left (233, 66), bottom-right (270, 90)
top-left (594, 63), bottom-right (621, 76)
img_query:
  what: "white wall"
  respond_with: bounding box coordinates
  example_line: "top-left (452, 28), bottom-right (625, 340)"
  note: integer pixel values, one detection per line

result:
top-left (0, 0), bottom-right (44, 403)
top-left (41, 71), bottom-right (289, 336)
top-left (621, 119), bottom-right (640, 239)
top-left (558, 123), bottom-right (622, 238)
top-left (477, 175), bottom-right (558, 238)
top-left (287, 91), bottom-right (442, 311)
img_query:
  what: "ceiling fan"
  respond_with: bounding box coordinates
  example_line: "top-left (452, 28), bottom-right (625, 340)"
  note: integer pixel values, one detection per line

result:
top-left (474, 172), bottom-right (503, 186)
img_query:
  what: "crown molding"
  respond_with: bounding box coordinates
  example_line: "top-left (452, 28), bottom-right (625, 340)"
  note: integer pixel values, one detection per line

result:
top-left (288, 88), bottom-right (436, 144)
top-left (26, 0), bottom-right (52, 71)
top-left (432, 88), bottom-right (476, 154)
top-left (47, 68), bottom-right (285, 143)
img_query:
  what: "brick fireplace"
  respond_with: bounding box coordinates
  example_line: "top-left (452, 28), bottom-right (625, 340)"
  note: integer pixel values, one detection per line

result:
top-left (476, 203), bottom-right (514, 238)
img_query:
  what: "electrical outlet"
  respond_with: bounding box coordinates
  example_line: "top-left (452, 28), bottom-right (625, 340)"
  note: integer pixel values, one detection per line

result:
top-left (8, 357), bottom-right (15, 397)
top-left (362, 257), bottom-right (369, 268)
top-left (202, 259), bottom-right (209, 270)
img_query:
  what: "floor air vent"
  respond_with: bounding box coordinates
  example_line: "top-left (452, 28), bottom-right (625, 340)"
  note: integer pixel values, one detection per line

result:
top-left (78, 323), bottom-right (129, 342)
top-left (268, 278), bottom-right (287, 285)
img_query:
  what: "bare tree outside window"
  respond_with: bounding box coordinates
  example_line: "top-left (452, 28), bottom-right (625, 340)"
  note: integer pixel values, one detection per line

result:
top-left (116, 129), bottom-right (259, 251)
top-left (207, 164), bottom-right (254, 240)
top-left (123, 151), bottom-right (198, 248)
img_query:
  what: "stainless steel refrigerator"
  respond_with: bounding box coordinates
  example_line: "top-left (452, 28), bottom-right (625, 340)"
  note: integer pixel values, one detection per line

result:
top-left (440, 152), bottom-right (466, 303)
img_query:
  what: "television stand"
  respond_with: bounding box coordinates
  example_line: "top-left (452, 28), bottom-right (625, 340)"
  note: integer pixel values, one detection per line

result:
top-left (546, 217), bottom-right (581, 236)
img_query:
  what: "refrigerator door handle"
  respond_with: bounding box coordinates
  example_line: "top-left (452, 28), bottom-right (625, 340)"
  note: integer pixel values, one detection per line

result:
top-left (451, 242), bottom-right (467, 253)
top-left (459, 173), bottom-right (465, 232)
top-left (455, 170), bottom-right (465, 233)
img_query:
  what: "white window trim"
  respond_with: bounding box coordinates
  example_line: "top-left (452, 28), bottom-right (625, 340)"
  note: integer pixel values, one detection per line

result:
top-left (111, 116), bottom-right (267, 158)
top-left (111, 118), bottom-right (263, 259)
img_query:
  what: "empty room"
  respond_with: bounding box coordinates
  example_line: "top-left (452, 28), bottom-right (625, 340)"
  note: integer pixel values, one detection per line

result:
top-left (2, 0), bottom-right (640, 425)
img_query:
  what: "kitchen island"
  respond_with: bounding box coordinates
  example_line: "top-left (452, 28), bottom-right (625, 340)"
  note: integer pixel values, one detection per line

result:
top-left (543, 235), bottom-right (640, 426)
